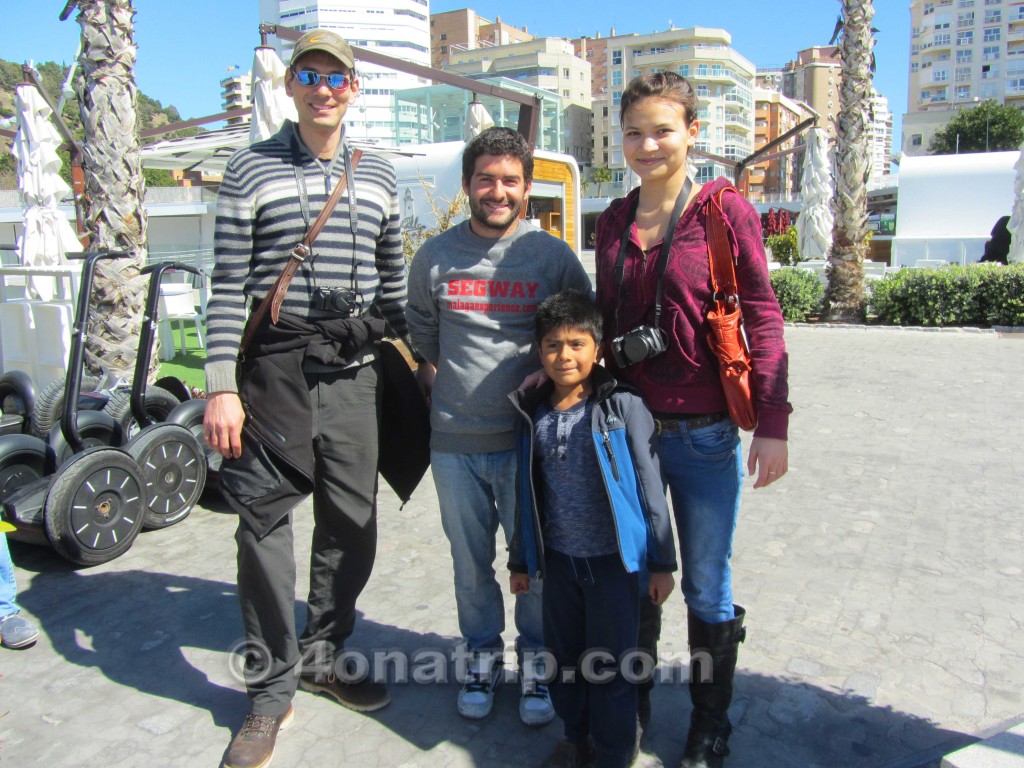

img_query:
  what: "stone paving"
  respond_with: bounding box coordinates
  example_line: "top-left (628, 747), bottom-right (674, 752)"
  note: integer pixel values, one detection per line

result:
top-left (1, 325), bottom-right (1023, 768)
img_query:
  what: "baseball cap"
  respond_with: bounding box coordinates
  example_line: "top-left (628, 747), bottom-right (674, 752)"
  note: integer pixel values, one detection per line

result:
top-left (290, 29), bottom-right (355, 70)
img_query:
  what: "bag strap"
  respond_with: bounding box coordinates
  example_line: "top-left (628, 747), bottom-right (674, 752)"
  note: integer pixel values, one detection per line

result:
top-left (240, 148), bottom-right (364, 356)
top-left (705, 185), bottom-right (741, 312)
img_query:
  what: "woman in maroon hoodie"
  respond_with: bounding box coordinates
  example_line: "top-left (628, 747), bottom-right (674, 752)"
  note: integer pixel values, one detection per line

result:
top-left (594, 72), bottom-right (791, 768)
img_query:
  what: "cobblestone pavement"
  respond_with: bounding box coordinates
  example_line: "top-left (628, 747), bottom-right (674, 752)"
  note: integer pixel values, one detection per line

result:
top-left (1, 326), bottom-right (1022, 768)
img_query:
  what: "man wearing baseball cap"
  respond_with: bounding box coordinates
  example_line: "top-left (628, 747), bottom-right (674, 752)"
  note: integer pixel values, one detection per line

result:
top-left (205, 28), bottom-right (411, 768)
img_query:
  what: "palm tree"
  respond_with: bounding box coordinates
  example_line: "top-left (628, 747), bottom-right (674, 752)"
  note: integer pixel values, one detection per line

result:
top-left (73, 0), bottom-right (149, 376)
top-left (827, 0), bottom-right (874, 322)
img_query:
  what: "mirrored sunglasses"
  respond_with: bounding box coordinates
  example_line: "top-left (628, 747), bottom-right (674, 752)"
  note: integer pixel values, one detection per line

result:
top-left (293, 69), bottom-right (351, 91)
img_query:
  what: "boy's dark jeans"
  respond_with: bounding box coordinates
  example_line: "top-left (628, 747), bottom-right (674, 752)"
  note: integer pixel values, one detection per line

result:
top-left (543, 549), bottom-right (640, 768)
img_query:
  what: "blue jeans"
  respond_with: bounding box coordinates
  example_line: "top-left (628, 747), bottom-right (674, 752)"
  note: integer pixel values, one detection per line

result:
top-left (0, 533), bottom-right (19, 618)
top-left (657, 419), bottom-right (743, 624)
top-left (432, 449), bottom-right (543, 654)
top-left (544, 550), bottom-right (638, 768)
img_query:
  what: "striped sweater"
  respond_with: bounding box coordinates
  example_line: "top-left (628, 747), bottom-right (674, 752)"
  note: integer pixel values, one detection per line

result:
top-left (205, 122), bottom-right (409, 394)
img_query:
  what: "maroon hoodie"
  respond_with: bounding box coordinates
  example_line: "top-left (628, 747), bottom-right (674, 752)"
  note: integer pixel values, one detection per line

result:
top-left (595, 177), bottom-right (791, 441)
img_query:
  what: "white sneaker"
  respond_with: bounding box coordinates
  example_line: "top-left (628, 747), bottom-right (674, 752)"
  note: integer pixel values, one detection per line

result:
top-left (458, 653), bottom-right (502, 719)
top-left (519, 655), bottom-right (555, 726)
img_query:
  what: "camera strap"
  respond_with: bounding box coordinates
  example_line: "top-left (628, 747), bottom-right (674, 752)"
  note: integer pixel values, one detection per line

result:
top-left (239, 146), bottom-right (364, 357)
top-left (613, 176), bottom-right (692, 335)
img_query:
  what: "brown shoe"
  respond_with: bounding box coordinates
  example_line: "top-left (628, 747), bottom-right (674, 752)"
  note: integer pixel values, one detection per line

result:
top-left (543, 738), bottom-right (596, 768)
top-left (299, 672), bottom-right (390, 712)
top-left (223, 705), bottom-right (293, 768)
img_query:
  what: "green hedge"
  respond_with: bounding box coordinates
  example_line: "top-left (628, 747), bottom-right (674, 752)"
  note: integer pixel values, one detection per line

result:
top-left (768, 267), bottom-right (825, 322)
top-left (869, 263), bottom-right (1024, 327)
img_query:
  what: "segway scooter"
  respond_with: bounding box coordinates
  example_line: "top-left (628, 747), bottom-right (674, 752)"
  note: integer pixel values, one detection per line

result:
top-left (119, 262), bottom-right (207, 529)
top-left (0, 250), bottom-right (145, 565)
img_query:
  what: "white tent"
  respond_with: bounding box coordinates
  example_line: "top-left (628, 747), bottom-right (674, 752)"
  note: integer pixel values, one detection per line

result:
top-left (464, 100), bottom-right (495, 141)
top-left (893, 152), bottom-right (1016, 267)
top-left (796, 127), bottom-right (833, 263)
top-left (11, 84), bottom-right (82, 299)
top-left (1007, 140), bottom-right (1024, 263)
top-left (249, 47), bottom-right (297, 145)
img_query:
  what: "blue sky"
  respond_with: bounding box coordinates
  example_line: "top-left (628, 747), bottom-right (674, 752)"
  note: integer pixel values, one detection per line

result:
top-left (3, 1), bottom-right (909, 139)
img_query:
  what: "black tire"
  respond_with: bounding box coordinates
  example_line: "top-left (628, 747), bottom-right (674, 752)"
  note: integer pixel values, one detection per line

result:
top-left (31, 375), bottom-right (101, 440)
top-left (154, 376), bottom-right (192, 405)
top-left (127, 424), bottom-right (206, 530)
top-left (103, 385), bottom-right (182, 442)
top-left (0, 371), bottom-right (36, 436)
top-left (166, 398), bottom-right (221, 495)
top-left (43, 448), bottom-right (145, 566)
top-left (49, 411), bottom-right (124, 468)
top-left (0, 435), bottom-right (49, 499)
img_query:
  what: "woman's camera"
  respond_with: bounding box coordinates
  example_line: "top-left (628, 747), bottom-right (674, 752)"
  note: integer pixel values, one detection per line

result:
top-left (609, 325), bottom-right (667, 368)
top-left (312, 287), bottom-right (358, 316)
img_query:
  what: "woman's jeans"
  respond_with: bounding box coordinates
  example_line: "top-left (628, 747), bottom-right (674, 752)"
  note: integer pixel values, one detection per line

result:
top-left (431, 449), bottom-right (544, 655)
top-left (657, 419), bottom-right (743, 624)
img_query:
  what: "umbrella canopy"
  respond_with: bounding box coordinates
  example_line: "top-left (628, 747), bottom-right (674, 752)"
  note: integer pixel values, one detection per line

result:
top-left (1007, 137), bottom-right (1024, 263)
top-left (464, 100), bottom-right (495, 142)
top-left (249, 47), bottom-right (297, 145)
top-left (796, 127), bottom-right (834, 263)
top-left (11, 84), bottom-right (82, 300)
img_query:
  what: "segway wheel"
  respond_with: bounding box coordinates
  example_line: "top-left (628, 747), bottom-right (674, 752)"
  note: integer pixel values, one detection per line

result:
top-left (103, 386), bottom-right (182, 441)
top-left (127, 424), bottom-right (207, 530)
top-left (44, 449), bottom-right (145, 566)
top-left (0, 371), bottom-right (36, 436)
top-left (166, 398), bottom-right (221, 496)
top-left (31, 375), bottom-right (101, 440)
top-left (0, 435), bottom-right (49, 498)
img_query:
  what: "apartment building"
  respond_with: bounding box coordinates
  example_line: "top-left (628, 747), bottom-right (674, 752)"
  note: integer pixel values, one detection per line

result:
top-left (904, 0), bottom-right (1024, 155)
top-left (781, 46), bottom-right (842, 140)
top-left (443, 37), bottom-right (593, 163)
top-left (258, 0), bottom-right (431, 145)
top-left (589, 26), bottom-right (757, 190)
top-left (748, 88), bottom-right (816, 201)
top-left (870, 89), bottom-right (894, 179)
top-left (220, 71), bottom-right (252, 126)
top-left (429, 8), bottom-right (533, 69)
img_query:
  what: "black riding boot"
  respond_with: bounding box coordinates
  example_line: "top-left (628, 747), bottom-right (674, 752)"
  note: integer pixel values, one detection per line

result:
top-left (636, 595), bottom-right (662, 732)
top-left (680, 605), bottom-right (746, 768)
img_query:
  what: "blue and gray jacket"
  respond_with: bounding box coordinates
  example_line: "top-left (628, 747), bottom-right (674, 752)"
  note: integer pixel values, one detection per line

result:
top-left (507, 365), bottom-right (678, 579)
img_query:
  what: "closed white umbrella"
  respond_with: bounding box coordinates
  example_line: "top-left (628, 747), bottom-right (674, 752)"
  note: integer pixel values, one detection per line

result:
top-left (1007, 136), bottom-right (1024, 263)
top-left (12, 84), bottom-right (82, 300)
top-left (464, 100), bottom-right (495, 142)
top-left (249, 47), bottom-right (297, 145)
top-left (796, 127), bottom-right (834, 262)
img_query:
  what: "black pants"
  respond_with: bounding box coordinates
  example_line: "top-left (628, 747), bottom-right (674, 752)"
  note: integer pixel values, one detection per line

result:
top-left (543, 549), bottom-right (639, 768)
top-left (231, 360), bottom-right (382, 715)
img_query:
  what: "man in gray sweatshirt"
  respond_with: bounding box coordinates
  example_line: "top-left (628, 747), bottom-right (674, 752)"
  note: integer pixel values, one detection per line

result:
top-left (406, 127), bottom-right (591, 726)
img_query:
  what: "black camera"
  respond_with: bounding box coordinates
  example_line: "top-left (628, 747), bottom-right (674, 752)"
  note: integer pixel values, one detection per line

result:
top-left (312, 287), bottom-right (358, 316)
top-left (609, 325), bottom-right (668, 368)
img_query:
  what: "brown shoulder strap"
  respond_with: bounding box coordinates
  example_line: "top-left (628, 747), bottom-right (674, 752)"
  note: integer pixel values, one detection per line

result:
top-left (239, 149), bottom-right (364, 355)
top-left (706, 186), bottom-right (741, 304)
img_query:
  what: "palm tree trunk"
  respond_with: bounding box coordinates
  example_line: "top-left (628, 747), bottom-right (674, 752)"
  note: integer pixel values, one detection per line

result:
top-left (76, 0), bottom-right (149, 377)
top-left (827, 0), bottom-right (874, 322)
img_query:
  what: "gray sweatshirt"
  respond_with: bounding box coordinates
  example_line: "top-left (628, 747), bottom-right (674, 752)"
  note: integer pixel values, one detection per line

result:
top-left (406, 220), bottom-right (591, 454)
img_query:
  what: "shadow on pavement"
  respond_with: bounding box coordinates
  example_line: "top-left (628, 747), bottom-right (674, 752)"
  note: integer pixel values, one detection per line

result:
top-left (12, 536), bottom-right (970, 767)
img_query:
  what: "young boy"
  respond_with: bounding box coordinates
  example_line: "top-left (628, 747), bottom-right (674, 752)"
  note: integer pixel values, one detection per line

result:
top-left (508, 291), bottom-right (677, 768)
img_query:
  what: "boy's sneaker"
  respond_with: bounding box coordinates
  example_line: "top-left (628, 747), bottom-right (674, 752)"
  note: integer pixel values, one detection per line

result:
top-left (0, 612), bottom-right (39, 649)
top-left (223, 704), bottom-right (293, 768)
top-left (457, 653), bottom-right (502, 719)
top-left (519, 655), bottom-right (555, 726)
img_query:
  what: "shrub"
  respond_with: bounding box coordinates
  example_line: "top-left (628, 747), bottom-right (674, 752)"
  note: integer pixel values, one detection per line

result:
top-left (768, 267), bottom-right (824, 322)
top-left (869, 263), bottom-right (1024, 327)
top-left (765, 225), bottom-right (799, 266)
